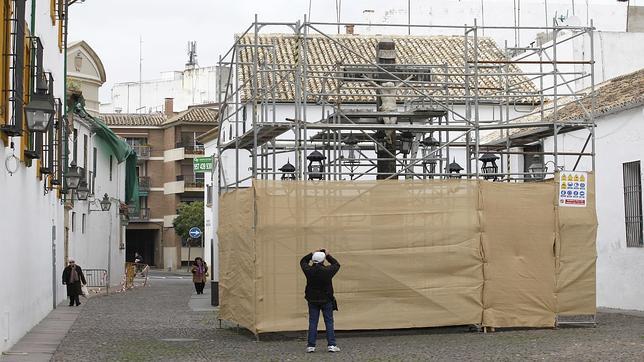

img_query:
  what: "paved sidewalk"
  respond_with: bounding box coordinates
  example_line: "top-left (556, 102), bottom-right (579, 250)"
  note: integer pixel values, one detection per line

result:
top-left (0, 303), bottom-right (83, 362)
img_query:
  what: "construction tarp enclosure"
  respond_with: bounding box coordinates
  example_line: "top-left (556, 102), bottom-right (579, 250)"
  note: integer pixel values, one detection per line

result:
top-left (218, 178), bottom-right (596, 334)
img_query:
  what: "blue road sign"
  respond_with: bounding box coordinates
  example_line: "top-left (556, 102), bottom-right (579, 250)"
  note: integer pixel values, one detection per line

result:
top-left (189, 227), bottom-right (202, 239)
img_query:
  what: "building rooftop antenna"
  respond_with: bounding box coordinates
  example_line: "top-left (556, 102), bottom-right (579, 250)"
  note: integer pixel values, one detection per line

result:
top-left (187, 41), bottom-right (198, 68)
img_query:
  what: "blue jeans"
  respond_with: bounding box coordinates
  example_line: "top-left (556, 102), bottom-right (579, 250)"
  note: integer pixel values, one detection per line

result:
top-left (307, 301), bottom-right (336, 347)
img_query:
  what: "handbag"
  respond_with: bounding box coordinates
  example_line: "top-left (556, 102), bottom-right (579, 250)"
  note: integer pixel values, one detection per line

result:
top-left (81, 285), bottom-right (89, 298)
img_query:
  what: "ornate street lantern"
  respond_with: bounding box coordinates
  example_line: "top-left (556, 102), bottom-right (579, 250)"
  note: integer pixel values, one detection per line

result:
top-left (99, 193), bottom-right (112, 211)
top-left (447, 159), bottom-right (463, 179)
top-left (278, 160), bottom-right (297, 180)
top-left (528, 162), bottom-right (547, 181)
top-left (400, 131), bottom-right (414, 155)
top-left (307, 150), bottom-right (326, 180)
top-left (479, 153), bottom-right (499, 180)
top-left (421, 136), bottom-right (439, 177)
top-left (342, 134), bottom-right (360, 165)
top-left (65, 161), bottom-right (82, 189)
top-left (76, 180), bottom-right (90, 201)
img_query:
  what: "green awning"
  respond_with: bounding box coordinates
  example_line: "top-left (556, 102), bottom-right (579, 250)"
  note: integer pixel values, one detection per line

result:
top-left (72, 102), bottom-right (139, 205)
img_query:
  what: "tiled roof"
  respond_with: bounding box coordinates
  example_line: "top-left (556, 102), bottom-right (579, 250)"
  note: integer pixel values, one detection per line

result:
top-left (482, 67), bottom-right (644, 144)
top-left (163, 107), bottom-right (219, 126)
top-left (100, 113), bottom-right (166, 127)
top-left (237, 34), bottom-right (538, 103)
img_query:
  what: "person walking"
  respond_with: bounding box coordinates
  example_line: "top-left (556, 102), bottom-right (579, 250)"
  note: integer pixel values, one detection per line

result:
top-left (190, 257), bottom-right (208, 294)
top-left (300, 249), bottom-right (341, 353)
top-left (62, 259), bottom-right (86, 307)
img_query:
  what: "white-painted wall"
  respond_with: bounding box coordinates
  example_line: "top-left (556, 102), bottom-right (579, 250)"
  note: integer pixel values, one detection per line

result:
top-left (203, 139), bottom-right (217, 278)
top-left (66, 124), bottom-right (126, 290)
top-left (514, 106), bottom-right (644, 311)
top-left (101, 66), bottom-right (229, 114)
top-left (0, 0), bottom-right (66, 352)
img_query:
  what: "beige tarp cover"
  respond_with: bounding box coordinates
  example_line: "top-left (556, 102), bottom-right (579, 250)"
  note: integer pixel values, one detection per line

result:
top-left (218, 177), bottom-right (596, 334)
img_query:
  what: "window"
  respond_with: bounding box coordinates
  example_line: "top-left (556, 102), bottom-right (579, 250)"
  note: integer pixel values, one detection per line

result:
top-left (109, 155), bottom-right (113, 181)
top-left (81, 214), bottom-right (86, 234)
top-left (72, 128), bottom-right (78, 163)
top-left (83, 134), bottom-right (88, 171)
top-left (623, 161), bottom-right (643, 247)
top-left (92, 147), bottom-right (97, 192)
top-left (71, 212), bottom-right (76, 232)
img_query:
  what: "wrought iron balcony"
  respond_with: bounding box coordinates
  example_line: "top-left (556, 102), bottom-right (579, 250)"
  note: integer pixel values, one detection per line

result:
top-left (132, 145), bottom-right (151, 160)
top-left (138, 176), bottom-right (151, 192)
top-left (128, 206), bottom-right (150, 221)
top-left (176, 175), bottom-right (205, 189)
top-left (175, 142), bottom-right (205, 155)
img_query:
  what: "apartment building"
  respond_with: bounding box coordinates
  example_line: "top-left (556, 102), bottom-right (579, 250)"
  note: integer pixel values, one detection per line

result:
top-left (101, 98), bottom-right (217, 270)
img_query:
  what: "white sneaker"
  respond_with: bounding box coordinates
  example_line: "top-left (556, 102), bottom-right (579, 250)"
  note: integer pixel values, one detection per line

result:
top-left (306, 347), bottom-right (315, 353)
top-left (327, 345), bottom-right (341, 352)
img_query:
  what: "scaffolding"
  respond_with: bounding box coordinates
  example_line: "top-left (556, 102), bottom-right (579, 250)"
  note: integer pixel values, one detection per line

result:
top-left (216, 17), bottom-right (597, 191)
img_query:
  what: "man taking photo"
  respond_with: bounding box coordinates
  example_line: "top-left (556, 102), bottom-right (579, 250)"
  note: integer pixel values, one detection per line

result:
top-left (300, 249), bottom-right (341, 353)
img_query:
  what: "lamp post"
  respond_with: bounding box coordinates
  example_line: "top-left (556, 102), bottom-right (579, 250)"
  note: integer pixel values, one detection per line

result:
top-left (447, 159), bottom-right (463, 179)
top-left (278, 160), bottom-right (297, 180)
top-left (479, 153), bottom-right (499, 181)
top-left (99, 193), bottom-right (112, 211)
top-left (307, 150), bottom-right (326, 180)
top-left (65, 161), bottom-right (82, 189)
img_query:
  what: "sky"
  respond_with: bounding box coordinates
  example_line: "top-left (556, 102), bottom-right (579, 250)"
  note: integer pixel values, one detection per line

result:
top-left (68, 0), bottom-right (633, 103)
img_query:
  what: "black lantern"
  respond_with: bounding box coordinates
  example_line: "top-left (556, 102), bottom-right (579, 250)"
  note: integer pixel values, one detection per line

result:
top-left (400, 131), bottom-right (414, 155)
top-left (99, 193), bottom-right (112, 211)
top-left (373, 130), bottom-right (387, 153)
top-left (447, 159), bottom-right (463, 178)
top-left (421, 136), bottom-right (439, 176)
top-left (528, 162), bottom-right (546, 181)
top-left (25, 39), bottom-right (55, 132)
top-left (76, 180), bottom-right (90, 201)
top-left (307, 150), bottom-right (326, 180)
top-left (342, 134), bottom-right (360, 165)
top-left (479, 153), bottom-right (499, 180)
top-left (65, 161), bottom-right (82, 189)
top-left (278, 159), bottom-right (297, 180)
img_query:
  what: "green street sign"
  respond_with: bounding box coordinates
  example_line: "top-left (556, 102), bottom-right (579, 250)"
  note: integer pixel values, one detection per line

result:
top-left (193, 157), bottom-right (213, 173)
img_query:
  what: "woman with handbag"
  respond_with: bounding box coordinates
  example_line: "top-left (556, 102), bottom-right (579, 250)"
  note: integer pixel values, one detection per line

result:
top-left (62, 259), bottom-right (87, 306)
top-left (190, 257), bottom-right (208, 294)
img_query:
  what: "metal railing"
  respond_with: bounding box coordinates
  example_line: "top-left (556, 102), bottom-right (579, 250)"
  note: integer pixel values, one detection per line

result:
top-left (120, 262), bottom-right (150, 291)
top-left (139, 176), bottom-right (151, 191)
top-left (84, 268), bottom-right (109, 294)
top-left (176, 142), bottom-right (205, 155)
top-left (132, 145), bottom-right (151, 159)
top-left (176, 175), bottom-right (205, 188)
top-left (128, 207), bottom-right (151, 221)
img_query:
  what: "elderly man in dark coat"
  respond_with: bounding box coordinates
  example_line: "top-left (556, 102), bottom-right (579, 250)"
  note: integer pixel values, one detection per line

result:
top-left (62, 258), bottom-right (87, 306)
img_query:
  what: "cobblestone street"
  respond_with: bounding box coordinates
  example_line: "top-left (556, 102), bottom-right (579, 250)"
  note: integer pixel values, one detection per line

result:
top-left (49, 272), bottom-right (644, 361)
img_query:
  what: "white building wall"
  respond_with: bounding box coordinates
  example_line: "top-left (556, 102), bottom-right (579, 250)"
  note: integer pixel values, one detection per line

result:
top-left (67, 128), bottom-right (127, 289)
top-left (538, 107), bottom-right (644, 311)
top-left (101, 66), bottom-right (229, 114)
top-left (0, 0), bottom-right (67, 352)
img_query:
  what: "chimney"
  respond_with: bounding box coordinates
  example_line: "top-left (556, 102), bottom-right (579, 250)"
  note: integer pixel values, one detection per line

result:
top-left (345, 24), bottom-right (355, 35)
top-left (164, 98), bottom-right (174, 117)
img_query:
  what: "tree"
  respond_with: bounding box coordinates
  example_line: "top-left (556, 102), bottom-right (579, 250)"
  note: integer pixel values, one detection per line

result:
top-left (173, 201), bottom-right (204, 246)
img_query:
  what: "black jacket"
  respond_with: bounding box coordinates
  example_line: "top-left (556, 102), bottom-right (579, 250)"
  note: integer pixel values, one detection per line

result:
top-left (300, 253), bottom-right (340, 304)
top-left (62, 265), bottom-right (87, 297)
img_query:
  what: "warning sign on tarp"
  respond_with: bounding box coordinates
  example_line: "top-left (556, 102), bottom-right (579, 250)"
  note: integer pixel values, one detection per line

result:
top-left (559, 171), bottom-right (588, 207)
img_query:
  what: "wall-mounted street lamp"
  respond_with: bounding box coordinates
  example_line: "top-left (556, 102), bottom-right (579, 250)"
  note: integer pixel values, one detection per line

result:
top-left (65, 161), bottom-right (82, 189)
top-left (89, 193), bottom-right (112, 212)
top-left (24, 38), bottom-right (55, 132)
top-left (76, 180), bottom-right (90, 201)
